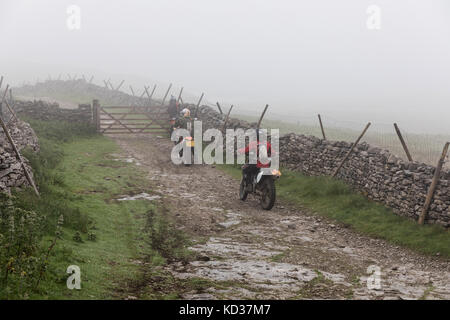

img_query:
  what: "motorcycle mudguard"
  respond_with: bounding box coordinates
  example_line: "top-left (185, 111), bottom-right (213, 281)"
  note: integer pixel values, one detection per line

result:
top-left (256, 171), bottom-right (264, 183)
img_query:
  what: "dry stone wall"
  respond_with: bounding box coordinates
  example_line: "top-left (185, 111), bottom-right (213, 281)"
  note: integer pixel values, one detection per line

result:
top-left (0, 119), bottom-right (39, 194)
top-left (195, 105), bottom-right (450, 228)
top-left (13, 100), bottom-right (93, 123)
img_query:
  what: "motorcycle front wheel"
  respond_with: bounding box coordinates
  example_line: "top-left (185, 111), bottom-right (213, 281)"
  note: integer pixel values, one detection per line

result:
top-left (260, 177), bottom-right (276, 210)
top-left (239, 178), bottom-right (248, 201)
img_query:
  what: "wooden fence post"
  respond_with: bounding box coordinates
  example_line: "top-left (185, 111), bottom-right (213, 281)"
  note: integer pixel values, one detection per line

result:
top-left (193, 93), bottom-right (205, 118)
top-left (0, 114), bottom-right (39, 197)
top-left (177, 87), bottom-right (184, 103)
top-left (394, 123), bottom-right (413, 162)
top-left (257, 104), bottom-right (269, 130)
top-left (93, 99), bottom-right (100, 132)
top-left (222, 105), bottom-right (234, 133)
top-left (176, 87), bottom-right (184, 113)
top-left (1, 85), bottom-right (18, 124)
top-left (318, 114), bottom-right (326, 140)
top-left (140, 86), bottom-right (148, 98)
top-left (149, 84), bottom-right (157, 101)
top-left (116, 80), bottom-right (125, 91)
top-left (216, 102), bottom-right (223, 114)
top-left (144, 85), bottom-right (157, 108)
top-left (418, 142), bottom-right (449, 225)
top-left (4, 98), bottom-right (19, 125)
top-left (161, 83), bottom-right (172, 106)
top-left (0, 83), bottom-right (7, 119)
top-left (332, 122), bottom-right (371, 177)
top-left (1, 84), bottom-right (8, 101)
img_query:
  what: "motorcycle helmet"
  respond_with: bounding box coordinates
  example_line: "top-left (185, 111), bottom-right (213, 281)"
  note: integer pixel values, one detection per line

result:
top-left (181, 108), bottom-right (191, 118)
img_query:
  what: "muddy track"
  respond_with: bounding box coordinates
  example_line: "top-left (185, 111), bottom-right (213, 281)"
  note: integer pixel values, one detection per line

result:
top-left (113, 135), bottom-right (449, 300)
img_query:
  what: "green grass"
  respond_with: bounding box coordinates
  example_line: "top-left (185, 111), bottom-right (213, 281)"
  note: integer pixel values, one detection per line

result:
top-left (29, 136), bottom-right (155, 299)
top-left (218, 165), bottom-right (450, 258)
top-left (6, 120), bottom-right (190, 299)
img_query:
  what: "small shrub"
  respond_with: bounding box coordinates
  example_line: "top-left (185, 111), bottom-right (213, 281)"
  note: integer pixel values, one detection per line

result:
top-left (72, 232), bottom-right (83, 243)
top-left (87, 232), bottom-right (97, 241)
top-left (0, 194), bottom-right (43, 299)
top-left (146, 208), bottom-right (190, 262)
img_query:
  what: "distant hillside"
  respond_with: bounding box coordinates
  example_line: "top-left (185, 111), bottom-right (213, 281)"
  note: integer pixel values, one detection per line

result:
top-left (13, 79), bottom-right (161, 107)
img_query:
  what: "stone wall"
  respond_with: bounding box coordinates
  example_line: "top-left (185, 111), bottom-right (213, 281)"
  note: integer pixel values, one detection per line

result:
top-left (195, 105), bottom-right (450, 227)
top-left (0, 119), bottom-right (39, 194)
top-left (13, 100), bottom-right (93, 123)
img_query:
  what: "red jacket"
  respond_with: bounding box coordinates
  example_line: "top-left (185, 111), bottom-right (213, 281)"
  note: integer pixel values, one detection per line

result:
top-left (238, 141), bottom-right (273, 168)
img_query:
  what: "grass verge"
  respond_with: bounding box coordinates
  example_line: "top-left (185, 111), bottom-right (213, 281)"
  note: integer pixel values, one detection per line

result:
top-left (2, 119), bottom-right (191, 299)
top-left (218, 165), bottom-right (450, 258)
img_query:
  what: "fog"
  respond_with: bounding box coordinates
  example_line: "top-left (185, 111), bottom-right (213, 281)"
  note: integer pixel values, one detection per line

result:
top-left (1, 0), bottom-right (450, 134)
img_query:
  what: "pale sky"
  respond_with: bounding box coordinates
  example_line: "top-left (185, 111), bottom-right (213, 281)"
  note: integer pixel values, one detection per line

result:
top-left (1, 0), bottom-right (450, 133)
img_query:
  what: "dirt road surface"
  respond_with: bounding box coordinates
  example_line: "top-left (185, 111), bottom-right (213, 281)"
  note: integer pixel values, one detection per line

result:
top-left (114, 135), bottom-right (449, 300)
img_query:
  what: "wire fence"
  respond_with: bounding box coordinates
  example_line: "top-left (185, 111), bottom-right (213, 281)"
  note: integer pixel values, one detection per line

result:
top-left (250, 113), bottom-right (450, 168)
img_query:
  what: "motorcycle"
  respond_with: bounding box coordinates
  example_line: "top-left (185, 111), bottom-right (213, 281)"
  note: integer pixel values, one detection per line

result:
top-left (180, 135), bottom-right (195, 166)
top-left (172, 121), bottom-right (195, 166)
top-left (239, 166), bottom-right (281, 210)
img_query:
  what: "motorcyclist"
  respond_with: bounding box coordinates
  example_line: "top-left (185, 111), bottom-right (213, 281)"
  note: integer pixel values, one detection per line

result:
top-left (238, 129), bottom-right (272, 186)
top-left (174, 108), bottom-right (192, 132)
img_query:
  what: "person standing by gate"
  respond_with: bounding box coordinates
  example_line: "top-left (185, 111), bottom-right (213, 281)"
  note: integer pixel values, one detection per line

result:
top-left (168, 96), bottom-right (177, 119)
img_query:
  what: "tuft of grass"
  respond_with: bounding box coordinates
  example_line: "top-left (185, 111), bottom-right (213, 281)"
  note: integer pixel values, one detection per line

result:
top-left (270, 251), bottom-right (289, 262)
top-left (146, 207), bottom-right (192, 264)
top-left (217, 165), bottom-right (450, 258)
top-left (294, 270), bottom-right (334, 299)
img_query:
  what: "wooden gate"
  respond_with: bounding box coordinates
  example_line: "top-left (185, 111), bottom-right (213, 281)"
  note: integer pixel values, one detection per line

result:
top-left (94, 101), bottom-right (171, 135)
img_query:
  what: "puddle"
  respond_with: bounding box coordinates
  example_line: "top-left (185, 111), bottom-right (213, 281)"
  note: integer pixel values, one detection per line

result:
top-left (171, 257), bottom-right (348, 299)
top-left (190, 237), bottom-right (281, 259)
top-left (218, 212), bottom-right (241, 228)
top-left (218, 220), bottom-right (241, 228)
top-left (117, 193), bottom-right (161, 201)
top-left (180, 192), bottom-right (197, 198)
top-left (175, 260), bottom-right (318, 285)
top-left (113, 157), bottom-right (142, 166)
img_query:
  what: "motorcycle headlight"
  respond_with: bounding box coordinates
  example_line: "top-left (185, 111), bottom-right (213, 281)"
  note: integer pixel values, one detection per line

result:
top-left (271, 169), bottom-right (281, 176)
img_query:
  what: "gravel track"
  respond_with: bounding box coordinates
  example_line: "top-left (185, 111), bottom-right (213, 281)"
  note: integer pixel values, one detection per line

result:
top-left (114, 134), bottom-right (449, 300)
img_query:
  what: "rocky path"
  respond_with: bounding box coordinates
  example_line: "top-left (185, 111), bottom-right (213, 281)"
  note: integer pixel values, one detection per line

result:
top-left (114, 135), bottom-right (449, 300)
